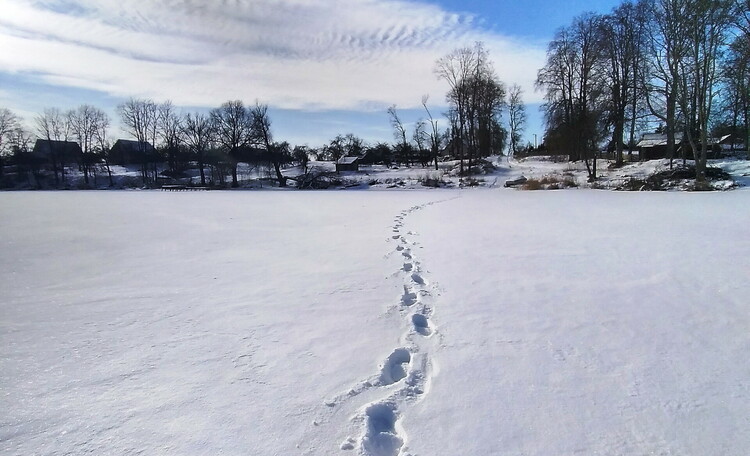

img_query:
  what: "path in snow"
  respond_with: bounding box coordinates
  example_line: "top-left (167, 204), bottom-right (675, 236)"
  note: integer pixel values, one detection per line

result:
top-left (301, 197), bottom-right (455, 456)
top-left (351, 202), bottom-right (444, 456)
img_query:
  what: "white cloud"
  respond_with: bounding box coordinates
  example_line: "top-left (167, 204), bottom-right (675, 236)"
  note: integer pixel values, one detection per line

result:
top-left (0, 0), bottom-right (547, 111)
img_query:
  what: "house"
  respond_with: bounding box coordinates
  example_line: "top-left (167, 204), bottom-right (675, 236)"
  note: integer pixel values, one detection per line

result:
top-left (637, 132), bottom-right (730, 160)
top-left (32, 139), bottom-right (82, 164)
top-left (110, 139), bottom-right (156, 165)
top-left (636, 133), bottom-right (686, 160)
top-left (715, 134), bottom-right (745, 153)
top-left (336, 156), bottom-right (360, 172)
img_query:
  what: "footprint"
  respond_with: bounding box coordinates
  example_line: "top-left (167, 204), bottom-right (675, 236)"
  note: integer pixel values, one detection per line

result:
top-left (402, 262), bottom-right (413, 272)
top-left (362, 403), bottom-right (403, 456)
top-left (340, 437), bottom-right (356, 450)
top-left (392, 235), bottom-right (400, 239)
top-left (411, 273), bottom-right (426, 285)
top-left (401, 251), bottom-right (412, 260)
top-left (411, 314), bottom-right (432, 336)
top-left (401, 287), bottom-right (417, 306)
top-left (379, 348), bottom-right (411, 385)
top-left (396, 245), bottom-right (404, 251)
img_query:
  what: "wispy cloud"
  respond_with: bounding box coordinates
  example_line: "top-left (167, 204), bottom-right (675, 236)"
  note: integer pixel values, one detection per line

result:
top-left (0, 0), bottom-right (546, 110)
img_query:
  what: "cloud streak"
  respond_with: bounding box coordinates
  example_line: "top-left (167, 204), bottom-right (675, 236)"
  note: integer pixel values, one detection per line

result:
top-left (0, 0), bottom-right (547, 111)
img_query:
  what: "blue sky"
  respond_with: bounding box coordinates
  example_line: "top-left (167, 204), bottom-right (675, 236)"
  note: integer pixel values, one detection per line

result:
top-left (0, 0), bottom-right (621, 148)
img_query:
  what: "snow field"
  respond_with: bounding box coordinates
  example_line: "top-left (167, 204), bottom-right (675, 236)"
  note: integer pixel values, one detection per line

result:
top-left (0, 191), bottom-right (438, 455)
top-left (2, 188), bottom-right (749, 455)
top-left (405, 189), bottom-right (750, 455)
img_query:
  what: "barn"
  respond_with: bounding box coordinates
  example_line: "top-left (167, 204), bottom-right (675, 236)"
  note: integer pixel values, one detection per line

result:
top-left (109, 139), bottom-right (156, 165)
top-left (336, 156), bottom-right (360, 172)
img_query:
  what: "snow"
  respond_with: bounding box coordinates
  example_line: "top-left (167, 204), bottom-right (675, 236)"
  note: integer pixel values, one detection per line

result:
top-left (2, 188), bottom-right (749, 455)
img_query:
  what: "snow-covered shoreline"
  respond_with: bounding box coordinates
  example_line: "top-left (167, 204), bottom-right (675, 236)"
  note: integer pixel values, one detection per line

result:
top-left (3, 155), bottom-right (750, 192)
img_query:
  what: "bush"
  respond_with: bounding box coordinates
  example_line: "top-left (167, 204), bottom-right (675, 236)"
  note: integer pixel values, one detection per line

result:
top-left (521, 178), bottom-right (542, 190)
top-left (615, 165), bottom-right (732, 191)
top-left (419, 172), bottom-right (447, 188)
top-left (521, 175), bottom-right (577, 190)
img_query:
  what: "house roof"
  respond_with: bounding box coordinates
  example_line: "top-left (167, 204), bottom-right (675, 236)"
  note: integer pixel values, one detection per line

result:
top-left (636, 133), bottom-right (684, 148)
top-left (32, 139), bottom-right (82, 156)
top-left (715, 134), bottom-right (743, 145)
top-left (337, 156), bottom-right (359, 165)
top-left (112, 139), bottom-right (154, 150)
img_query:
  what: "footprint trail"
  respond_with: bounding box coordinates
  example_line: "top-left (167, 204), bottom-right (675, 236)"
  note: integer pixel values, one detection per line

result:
top-left (303, 196), bottom-right (457, 455)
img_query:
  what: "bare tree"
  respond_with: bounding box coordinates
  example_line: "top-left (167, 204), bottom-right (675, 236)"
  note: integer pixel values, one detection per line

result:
top-left (675, 0), bottom-right (734, 182)
top-left (92, 110), bottom-right (114, 186)
top-left (211, 100), bottom-right (252, 187)
top-left (435, 45), bottom-right (476, 175)
top-left (35, 108), bottom-right (71, 185)
top-left (158, 101), bottom-right (183, 175)
top-left (735, 0), bottom-right (750, 34)
top-left (421, 95), bottom-right (441, 170)
top-left (387, 105), bottom-right (411, 166)
top-left (292, 145), bottom-right (310, 172)
top-left (183, 112), bottom-right (213, 186)
top-left (250, 101), bottom-right (287, 187)
top-left (643, 0), bottom-right (691, 167)
top-left (118, 98), bottom-right (159, 185)
top-left (69, 104), bottom-right (108, 185)
top-left (437, 42), bottom-right (506, 175)
top-left (600, 1), bottom-right (649, 167)
top-left (508, 84), bottom-right (527, 159)
top-left (723, 33), bottom-right (749, 157)
top-left (0, 108), bottom-right (21, 179)
top-left (537, 13), bottom-right (607, 179)
top-left (10, 125), bottom-right (37, 186)
top-left (413, 118), bottom-right (427, 164)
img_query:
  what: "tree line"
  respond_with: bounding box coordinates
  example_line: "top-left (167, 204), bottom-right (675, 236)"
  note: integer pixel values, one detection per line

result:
top-left (0, 100), bottom-right (311, 188)
top-left (0, 41), bottom-right (527, 188)
top-left (536, 0), bottom-right (749, 182)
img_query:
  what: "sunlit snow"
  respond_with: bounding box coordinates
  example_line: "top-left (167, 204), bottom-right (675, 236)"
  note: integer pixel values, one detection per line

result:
top-left (2, 189), bottom-right (749, 455)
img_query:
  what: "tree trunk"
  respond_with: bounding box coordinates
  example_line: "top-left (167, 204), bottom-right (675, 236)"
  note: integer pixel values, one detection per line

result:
top-left (231, 166), bottom-right (238, 187)
top-left (198, 153), bottom-right (206, 186)
top-left (666, 93), bottom-right (676, 169)
top-left (614, 118), bottom-right (624, 167)
top-left (273, 161), bottom-right (286, 187)
top-left (106, 161), bottom-right (114, 187)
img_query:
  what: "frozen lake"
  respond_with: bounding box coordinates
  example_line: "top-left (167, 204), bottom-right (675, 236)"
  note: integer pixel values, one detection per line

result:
top-left (2, 189), bottom-right (749, 455)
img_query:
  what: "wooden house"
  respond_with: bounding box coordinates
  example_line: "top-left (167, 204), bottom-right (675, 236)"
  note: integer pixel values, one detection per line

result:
top-left (32, 139), bottom-right (82, 164)
top-left (636, 133), bottom-right (684, 160)
top-left (336, 156), bottom-right (360, 172)
top-left (110, 139), bottom-right (156, 165)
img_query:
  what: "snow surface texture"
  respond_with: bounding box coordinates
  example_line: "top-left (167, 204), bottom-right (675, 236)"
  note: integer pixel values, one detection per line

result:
top-left (2, 189), bottom-right (749, 455)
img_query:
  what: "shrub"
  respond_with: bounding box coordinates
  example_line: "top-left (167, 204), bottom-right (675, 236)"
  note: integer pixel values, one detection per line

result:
top-left (521, 178), bottom-right (542, 190)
